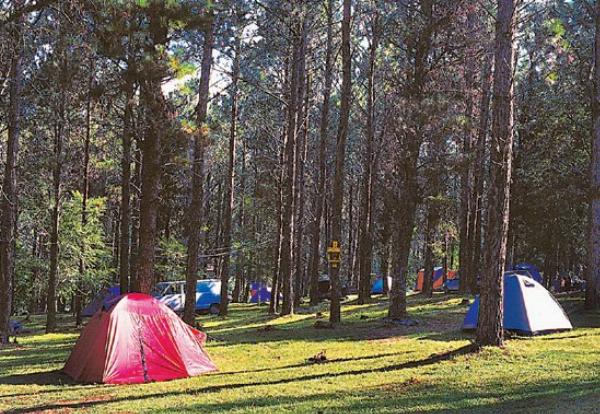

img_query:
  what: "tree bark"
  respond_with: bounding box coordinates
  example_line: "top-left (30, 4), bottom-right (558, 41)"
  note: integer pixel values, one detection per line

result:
top-left (184, 17), bottom-right (214, 325)
top-left (293, 74), bottom-right (310, 307)
top-left (280, 4), bottom-right (306, 316)
top-left (328, 0), bottom-right (352, 324)
top-left (46, 90), bottom-right (65, 334)
top-left (470, 54), bottom-right (493, 292)
top-left (219, 23), bottom-right (241, 317)
top-left (119, 73), bottom-right (135, 295)
top-left (308, 0), bottom-right (334, 306)
top-left (587, 0), bottom-right (600, 310)
top-left (136, 82), bottom-right (166, 294)
top-left (0, 0), bottom-right (24, 343)
top-left (75, 67), bottom-right (94, 327)
top-left (357, 9), bottom-right (380, 304)
top-left (476, 0), bottom-right (517, 347)
top-left (388, 0), bottom-right (433, 319)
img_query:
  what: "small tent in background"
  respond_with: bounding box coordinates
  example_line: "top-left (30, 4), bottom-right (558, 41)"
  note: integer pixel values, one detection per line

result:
top-left (513, 262), bottom-right (543, 284)
top-left (415, 267), bottom-right (458, 291)
top-left (463, 272), bottom-right (572, 335)
top-left (81, 285), bottom-right (120, 317)
top-left (249, 281), bottom-right (271, 303)
top-left (371, 276), bottom-right (392, 294)
top-left (64, 293), bottom-right (217, 384)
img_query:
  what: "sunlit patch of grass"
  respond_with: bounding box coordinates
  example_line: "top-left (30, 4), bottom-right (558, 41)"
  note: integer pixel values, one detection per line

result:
top-left (1, 293), bottom-right (599, 413)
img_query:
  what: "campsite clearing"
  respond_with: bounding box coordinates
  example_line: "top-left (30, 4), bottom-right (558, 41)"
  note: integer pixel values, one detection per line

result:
top-left (1, 294), bottom-right (599, 413)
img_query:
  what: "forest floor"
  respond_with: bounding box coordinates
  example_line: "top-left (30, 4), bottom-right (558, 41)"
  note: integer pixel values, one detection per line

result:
top-left (0, 292), bottom-right (599, 413)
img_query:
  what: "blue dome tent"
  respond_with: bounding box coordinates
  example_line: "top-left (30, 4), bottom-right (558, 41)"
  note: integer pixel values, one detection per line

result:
top-left (371, 276), bottom-right (392, 294)
top-left (82, 285), bottom-right (120, 317)
top-left (513, 262), bottom-right (543, 284)
top-left (463, 272), bottom-right (572, 335)
top-left (249, 281), bottom-right (272, 303)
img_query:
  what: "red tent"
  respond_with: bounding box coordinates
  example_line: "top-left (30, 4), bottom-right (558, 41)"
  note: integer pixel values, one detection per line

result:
top-left (63, 293), bottom-right (217, 384)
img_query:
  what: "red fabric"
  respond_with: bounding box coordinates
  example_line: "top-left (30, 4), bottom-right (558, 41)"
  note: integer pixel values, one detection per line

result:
top-left (415, 269), bottom-right (457, 291)
top-left (64, 293), bottom-right (217, 384)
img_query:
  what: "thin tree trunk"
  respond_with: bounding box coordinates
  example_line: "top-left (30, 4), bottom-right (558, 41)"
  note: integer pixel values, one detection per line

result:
top-left (119, 74), bottom-right (135, 295)
top-left (0, 0), bottom-right (24, 342)
top-left (219, 24), bottom-right (241, 317)
top-left (476, 0), bottom-right (517, 347)
top-left (184, 17), bottom-right (214, 325)
top-left (458, 11), bottom-right (478, 294)
top-left (129, 146), bottom-right (141, 291)
top-left (358, 10), bottom-right (380, 304)
top-left (280, 6), bottom-right (306, 316)
top-left (46, 95), bottom-right (65, 334)
top-left (75, 67), bottom-right (94, 327)
top-left (422, 208), bottom-right (437, 297)
top-left (309, 0), bottom-right (334, 306)
top-left (270, 155), bottom-right (284, 313)
top-left (587, 0), bottom-right (600, 310)
top-left (233, 139), bottom-right (247, 303)
top-left (470, 54), bottom-right (493, 291)
top-left (328, 0), bottom-right (352, 324)
top-left (294, 75), bottom-right (310, 307)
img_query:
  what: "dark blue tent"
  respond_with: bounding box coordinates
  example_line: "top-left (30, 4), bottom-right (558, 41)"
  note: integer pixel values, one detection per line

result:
top-left (463, 273), bottom-right (572, 335)
top-left (249, 282), bottom-right (271, 303)
top-left (82, 285), bottom-right (120, 317)
top-left (371, 277), bottom-right (392, 294)
top-left (513, 263), bottom-right (543, 284)
top-left (9, 320), bottom-right (23, 334)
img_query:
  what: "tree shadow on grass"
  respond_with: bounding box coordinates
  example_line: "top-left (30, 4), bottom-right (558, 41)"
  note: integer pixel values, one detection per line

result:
top-left (4, 344), bottom-right (479, 414)
top-left (210, 350), bottom-right (416, 376)
top-left (0, 369), bottom-right (74, 386)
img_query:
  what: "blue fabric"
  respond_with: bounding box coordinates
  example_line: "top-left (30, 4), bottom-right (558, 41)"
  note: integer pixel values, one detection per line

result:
top-left (371, 278), bottom-right (385, 294)
top-left (462, 273), bottom-right (568, 334)
top-left (82, 285), bottom-right (120, 317)
top-left (513, 263), bottom-right (543, 284)
top-left (249, 282), bottom-right (271, 303)
top-left (9, 320), bottom-right (23, 334)
top-left (444, 278), bottom-right (460, 291)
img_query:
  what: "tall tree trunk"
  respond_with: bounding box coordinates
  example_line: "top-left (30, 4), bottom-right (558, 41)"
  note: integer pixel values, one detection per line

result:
top-left (476, 0), bottom-right (517, 347)
top-left (75, 67), bottom-right (94, 327)
top-left (389, 0), bottom-right (433, 319)
top-left (587, 0), bottom-right (600, 310)
top-left (219, 25), bottom-right (241, 317)
top-left (458, 11), bottom-right (479, 294)
top-left (294, 75), bottom-right (310, 307)
top-left (136, 82), bottom-right (166, 294)
top-left (470, 53), bottom-right (493, 292)
top-left (270, 154), bottom-right (284, 313)
top-left (280, 5), bottom-right (306, 316)
top-left (422, 207), bottom-right (438, 297)
top-left (328, 0), bottom-right (352, 324)
top-left (358, 9), bottom-right (380, 304)
top-left (308, 0), bottom-right (333, 306)
top-left (119, 74), bottom-right (135, 295)
top-left (0, 0), bottom-right (24, 343)
top-left (129, 146), bottom-right (142, 291)
top-left (184, 17), bottom-right (214, 325)
top-left (46, 94), bottom-right (65, 334)
top-left (233, 139), bottom-right (247, 303)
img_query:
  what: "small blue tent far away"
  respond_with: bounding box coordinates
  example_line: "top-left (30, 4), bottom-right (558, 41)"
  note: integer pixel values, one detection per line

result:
top-left (249, 281), bottom-right (271, 303)
top-left (82, 285), bottom-right (120, 317)
top-left (513, 262), bottom-right (543, 284)
top-left (463, 272), bottom-right (572, 335)
top-left (371, 276), bottom-right (392, 294)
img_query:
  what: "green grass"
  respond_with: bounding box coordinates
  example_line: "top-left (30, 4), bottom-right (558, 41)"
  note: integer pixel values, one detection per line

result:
top-left (1, 293), bottom-right (599, 413)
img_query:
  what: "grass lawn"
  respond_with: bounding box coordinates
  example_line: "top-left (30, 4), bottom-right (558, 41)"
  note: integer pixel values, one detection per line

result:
top-left (1, 293), bottom-right (599, 413)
